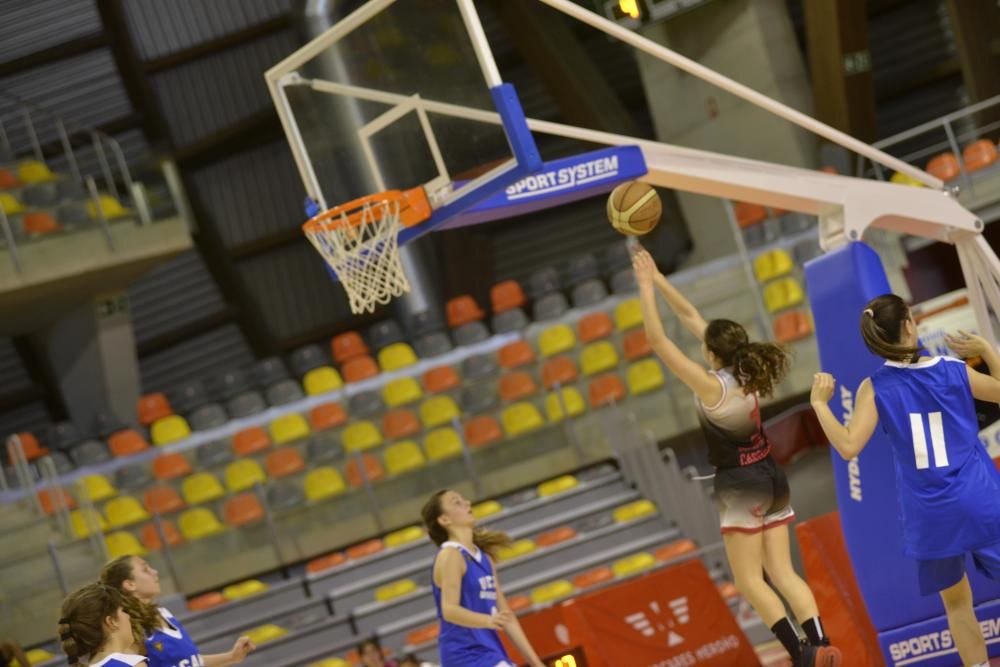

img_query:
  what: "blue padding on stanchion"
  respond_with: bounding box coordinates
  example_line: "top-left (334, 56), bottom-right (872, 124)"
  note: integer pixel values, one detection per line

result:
top-left (879, 598), bottom-right (1000, 666)
top-left (806, 242), bottom-right (1000, 666)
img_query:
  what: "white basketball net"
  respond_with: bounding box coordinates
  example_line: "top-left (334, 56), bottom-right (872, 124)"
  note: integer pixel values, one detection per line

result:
top-left (304, 199), bottom-right (411, 314)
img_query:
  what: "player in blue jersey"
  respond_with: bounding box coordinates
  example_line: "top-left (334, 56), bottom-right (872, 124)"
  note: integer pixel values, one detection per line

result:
top-left (100, 556), bottom-right (255, 667)
top-left (421, 490), bottom-right (545, 667)
top-left (57, 581), bottom-right (148, 667)
top-left (811, 293), bottom-right (1000, 667)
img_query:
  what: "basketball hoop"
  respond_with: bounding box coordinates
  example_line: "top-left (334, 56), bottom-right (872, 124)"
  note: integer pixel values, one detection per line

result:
top-left (302, 187), bottom-right (431, 314)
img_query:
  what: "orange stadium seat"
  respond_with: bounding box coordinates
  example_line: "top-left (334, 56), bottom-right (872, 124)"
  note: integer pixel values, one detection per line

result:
top-left (422, 365), bottom-right (461, 394)
top-left (735, 201), bottom-right (767, 228)
top-left (309, 402), bottom-right (348, 431)
top-left (331, 331), bottom-right (369, 364)
top-left (573, 566), bottom-right (614, 590)
top-left (22, 211), bottom-right (61, 235)
top-left (773, 310), bottom-right (813, 343)
top-left (143, 486), bottom-right (185, 515)
top-left (406, 624), bottom-right (440, 647)
top-left (926, 152), bottom-right (960, 181)
top-left (345, 453), bottom-right (385, 487)
top-left (223, 493), bottom-right (265, 527)
top-left (498, 341), bottom-right (535, 369)
top-left (233, 426), bottom-right (271, 457)
top-left (963, 139), bottom-right (998, 173)
top-left (138, 393), bottom-right (172, 426)
top-left (9, 432), bottom-right (47, 462)
top-left (347, 539), bottom-right (384, 560)
top-left (152, 453), bottom-right (192, 481)
top-left (342, 355), bottom-right (379, 383)
top-left (38, 488), bottom-right (75, 515)
top-left (307, 552), bottom-right (347, 575)
top-left (108, 430), bottom-right (149, 457)
top-left (623, 328), bottom-right (652, 361)
top-left (464, 415), bottom-right (503, 448)
top-left (578, 311), bottom-right (614, 343)
top-left (187, 592), bottom-right (227, 612)
top-left (140, 520), bottom-right (183, 551)
top-left (588, 373), bottom-right (626, 407)
top-left (498, 371), bottom-right (538, 402)
top-left (655, 539), bottom-right (698, 562)
top-left (0, 168), bottom-right (21, 189)
top-left (491, 280), bottom-right (526, 313)
top-left (265, 448), bottom-right (305, 478)
top-left (536, 526), bottom-right (577, 548)
top-left (447, 295), bottom-right (485, 327)
top-left (541, 356), bottom-right (578, 389)
top-left (382, 409), bottom-right (421, 441)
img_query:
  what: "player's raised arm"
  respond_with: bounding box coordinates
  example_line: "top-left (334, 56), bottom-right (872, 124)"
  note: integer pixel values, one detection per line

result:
top-left (946, 330), bottom-right (1000, 403)
top-left (653, 271), bottom-right (709, 341)
top-left (810, 373), bottom-right (879, 460)
top-left (634, 249), bottom-right (722, 405)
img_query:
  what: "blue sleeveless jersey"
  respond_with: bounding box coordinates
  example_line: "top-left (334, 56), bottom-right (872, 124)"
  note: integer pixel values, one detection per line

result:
top-left (871, 356), bottom-right (1000, 559)
top-left (431, 542), bottom-right (512, 667)
top-left (90, 654), bottom-right (146, 667)
top-left (144, 607), bottom-right (204, 667)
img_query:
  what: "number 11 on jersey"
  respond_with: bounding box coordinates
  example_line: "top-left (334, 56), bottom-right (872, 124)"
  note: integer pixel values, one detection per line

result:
top-left (910, 411), bottom-right (949, 470)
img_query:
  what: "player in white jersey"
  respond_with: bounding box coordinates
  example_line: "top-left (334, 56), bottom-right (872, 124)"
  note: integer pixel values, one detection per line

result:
top-left (633, 249), bottom-right (840, 667)
top-left (57, 582), bottom-right (148, 667)
top-left (100, 556), bottom-right (255, 667)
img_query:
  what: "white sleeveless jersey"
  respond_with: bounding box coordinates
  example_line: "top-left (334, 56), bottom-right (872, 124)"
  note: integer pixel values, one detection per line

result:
top-left (695, 368), bottom-right (770, 468)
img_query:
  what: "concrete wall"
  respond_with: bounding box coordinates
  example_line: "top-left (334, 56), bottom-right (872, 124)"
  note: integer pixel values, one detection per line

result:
top-left (636, 0), bottom-right (817, 264)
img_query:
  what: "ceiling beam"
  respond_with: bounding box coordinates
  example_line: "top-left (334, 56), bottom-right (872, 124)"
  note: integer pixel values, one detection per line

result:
top-left (144, 15), bottom-right (292, 74)
top-left (0, 32), bottom-right (107, 79)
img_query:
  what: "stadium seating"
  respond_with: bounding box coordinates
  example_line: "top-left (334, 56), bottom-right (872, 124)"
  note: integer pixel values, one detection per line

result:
top-left (926, 152), bottom-right (961, 181)
top-left (963, 139), bottom-right (998, 173)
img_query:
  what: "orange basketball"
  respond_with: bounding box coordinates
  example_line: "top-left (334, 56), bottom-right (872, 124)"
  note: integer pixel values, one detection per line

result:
top-left (607, 181), bottom-right (661, 236)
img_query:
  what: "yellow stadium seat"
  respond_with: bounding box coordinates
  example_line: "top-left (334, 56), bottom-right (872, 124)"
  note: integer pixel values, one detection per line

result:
top-left (763, 277), bottom-right (805, 313)
top-left (344, 420), bottom-right (383, 453)
top-left (223, 579), bottom-right (269, 600)
top-left (472, 500), bottom-right (503, 520)
top-left (105, 531), bottom-right (147, 559)
top-left (307, 660), bottom-right (350, 667)
top-left (270, 413), bottom-right (310, 445)
top-left (70, 509), bottom-right (108, 538)
top-left (544, 387), bottom-right (586, 422)
top-left (890, 171), bottom-right (925, 187)
top-left (224, 459), bottom-right (266, 493)
top-left (179, 507), bottom-right (225, 541)
top-left (79, 474), bottom-right (117, 503)
top-left (612, 551), bottom-right (657, 578)
top-left (384, 440), bottom-right (426, 475)
top-left (615, 298), bottom-right (644, 331)
top-left (26, 648), bottom-right (56, 665)
top-left (500, 402), bottom-right (544, 436)
top-left (385, 525), bottom-right (424, 548)
top-left (0, 192), bottom-right (25, 216)
top-left (86, 194), bottom-right (129, 220)
top-left (378, 342), bottom-right (419, 371)
top-left (419, 395), bottom-right (461, 429)
top-left (383, 376), bottom-right (424, 407)
top-left (753, 249), bottom-right (794, 283)
top-left (496, 539), bottom-right (538, 562)
top-left (530, 580), bottom-right (575, 605)
top-left (181, 472), bottom-right (225, 505)
top-left (304, 366), bottom-right (343, 395)
top-left (424, 427), bottom-right (462, 461)
top-left (17, 160), bottom-right (55, 184)
top-left (105, 495), bottom-right (150, 528)
top-left (151, 415), bottom-right (191, 446)
top-left (245, 624), bottom-right (288, 645)
top-left (580, 341), bottom-right (620, 377)
top-left (538, 475), bottom-right (578, 497)
top-left (538, 324), bottom-right (576, 358)
top-left (375, 578), bottom-right (418, 602)
top-left (627, 359), bottom-right (666, 395)
top-left (613, 499), bottom-right (657, 523)
top-left (304, 466), bottom-right (347, 502)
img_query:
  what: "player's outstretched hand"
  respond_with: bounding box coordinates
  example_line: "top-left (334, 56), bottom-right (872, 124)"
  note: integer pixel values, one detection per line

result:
top-left (945, 330), bottom-right (991, 359)
top-left (632, 248), bottom-right (657, 288)
top-left (229, 636), bottom-right (256, 663)
top-left (811, 372), bottom-right (836, 405)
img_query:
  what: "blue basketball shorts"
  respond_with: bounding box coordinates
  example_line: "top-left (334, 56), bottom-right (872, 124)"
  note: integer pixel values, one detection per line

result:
top-left (917, 543), bottom-right (1000, 596)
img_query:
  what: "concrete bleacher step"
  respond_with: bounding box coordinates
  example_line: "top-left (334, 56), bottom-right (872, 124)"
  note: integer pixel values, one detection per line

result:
top-left (0, 515), bottom-right (58, 567)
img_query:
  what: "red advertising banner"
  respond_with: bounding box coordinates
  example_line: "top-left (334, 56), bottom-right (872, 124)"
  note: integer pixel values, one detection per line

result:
top-left (506, 559), bottom-right (759, 667)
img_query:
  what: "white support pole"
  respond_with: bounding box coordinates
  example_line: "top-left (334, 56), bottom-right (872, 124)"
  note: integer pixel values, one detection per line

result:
top-left (455, 0), bottom-right (503, 88)
top-left (534, 0), bottom-right (943, 190)
top-left (955, 237), bottom-right (994, 344)
top-left (271, 75), bottom-right (328, 209)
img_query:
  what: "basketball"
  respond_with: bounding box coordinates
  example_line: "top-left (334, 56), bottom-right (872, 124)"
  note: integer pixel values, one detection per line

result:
top-left (607, 181), bottom-right (662, 236)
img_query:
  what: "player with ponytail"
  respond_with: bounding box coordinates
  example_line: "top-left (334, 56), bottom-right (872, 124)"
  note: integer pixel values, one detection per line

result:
top-left (58, 582), bottom-right (147, 667)
top-left (632, 248), bottom-right (840, 667)
top-left (421, 490), bottom-right (544, 667)
top-left (812, 293), bottom-right (1000, 667)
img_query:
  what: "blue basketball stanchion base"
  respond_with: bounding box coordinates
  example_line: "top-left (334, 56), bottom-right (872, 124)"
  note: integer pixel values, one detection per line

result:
top-left (806, 242), bottom-right (1000, 667)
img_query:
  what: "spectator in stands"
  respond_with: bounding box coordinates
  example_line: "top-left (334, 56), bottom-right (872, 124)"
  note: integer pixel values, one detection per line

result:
top-left (100, 555), bottom-right (255, 667)
top-left (632, 249), bottom-right (840, 667)
top-left (57, 582), bottom-right (148, 667)
top-left (422, 489), bottom-right (545, 667)
top-left (0, 640), bottom-right (29, 667)
top-left (357, 637), bottom-right (397, 667)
